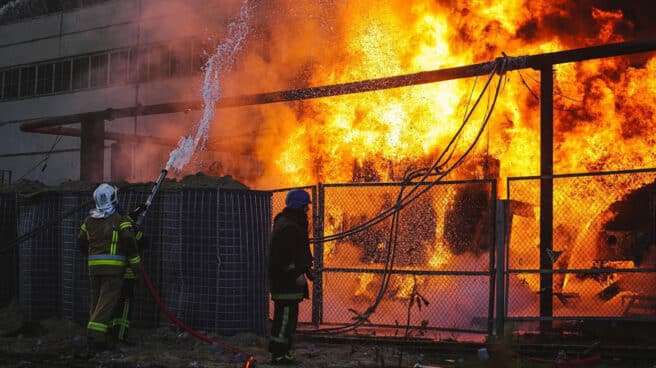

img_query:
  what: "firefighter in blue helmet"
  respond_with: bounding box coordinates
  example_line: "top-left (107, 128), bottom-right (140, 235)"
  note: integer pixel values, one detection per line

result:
top-left (77, 184), bottom-right (141, 352)
top-left (268, 189), bottom-right (314, 365)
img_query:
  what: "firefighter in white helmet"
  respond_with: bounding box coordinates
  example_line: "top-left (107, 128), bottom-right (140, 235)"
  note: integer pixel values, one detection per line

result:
top-left (77, 184), bottom-right (141, 352)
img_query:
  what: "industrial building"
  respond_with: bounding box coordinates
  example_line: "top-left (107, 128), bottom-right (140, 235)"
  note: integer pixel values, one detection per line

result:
top-left (2, 1), bottom-right (656, 366)
top-left (0, 0), bottom-right (242, 185)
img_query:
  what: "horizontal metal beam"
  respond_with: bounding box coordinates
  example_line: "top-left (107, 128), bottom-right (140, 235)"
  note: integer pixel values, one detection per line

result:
top-left (22, 125), bottom-right (236, 151)
top-left (23, 126), bottom-right (178, 147)
top-left (17, 39), bottom-right (656, 133)
top-left (213, 38), bottom-right (656, 108)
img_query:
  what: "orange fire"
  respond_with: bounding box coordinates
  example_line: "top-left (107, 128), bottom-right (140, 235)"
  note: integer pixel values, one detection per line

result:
top-left (209, 1), bottom-right (656, 307)
top-left (210, 1), bottom-right (656, 187)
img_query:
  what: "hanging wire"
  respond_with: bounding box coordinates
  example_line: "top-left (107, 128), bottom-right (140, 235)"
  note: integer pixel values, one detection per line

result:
top-left (310, 58), bottom-right (503, 245)
top-left (304, 56), bottom-right (508, 334)
top-left (16, 135), bottom-right (62, 182)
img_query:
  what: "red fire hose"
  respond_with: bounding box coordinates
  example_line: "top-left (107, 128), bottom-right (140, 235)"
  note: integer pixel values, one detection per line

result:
top-left (139, 264), bottom-right (255, 367)
top-left (523, 354), bottom-right (602, 367)
top-left (555, 355), bottom-right (602, 368)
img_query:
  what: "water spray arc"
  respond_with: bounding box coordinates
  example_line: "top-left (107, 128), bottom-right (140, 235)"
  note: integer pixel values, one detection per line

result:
top-left (165, 0), bottom-right (253, 173)
top-left (138, 1), bottom-right (256, 366)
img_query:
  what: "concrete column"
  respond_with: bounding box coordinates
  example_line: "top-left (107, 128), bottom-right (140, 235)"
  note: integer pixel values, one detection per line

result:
top-left (80, 116), bottom-right (105, 182)
top-left (110, 142), bottom-right (133, 182)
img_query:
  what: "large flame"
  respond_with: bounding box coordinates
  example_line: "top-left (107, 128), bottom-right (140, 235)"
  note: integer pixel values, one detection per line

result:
top-left (204, 1), bottom-right (656, 313)
top-left (208, 1), bottom-right (656, 189)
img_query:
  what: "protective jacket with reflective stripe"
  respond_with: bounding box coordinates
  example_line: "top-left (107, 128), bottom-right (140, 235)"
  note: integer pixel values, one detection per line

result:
top-left (78, 212), bottom-right (140, 276)
top-left (121, 215), bottom-right (146, 280)
top-left (268, 207), bottom-right (313, 300)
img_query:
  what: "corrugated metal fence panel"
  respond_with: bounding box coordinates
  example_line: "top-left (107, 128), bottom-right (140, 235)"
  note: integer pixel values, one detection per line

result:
top-left (0, 192), bottom-right (18, 307)
top-left (17, 192), bottom-right (62, 321)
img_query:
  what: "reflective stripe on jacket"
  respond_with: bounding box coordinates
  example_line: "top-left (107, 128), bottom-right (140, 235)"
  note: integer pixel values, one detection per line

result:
top-left (78, 213), bottom-right (139, 276)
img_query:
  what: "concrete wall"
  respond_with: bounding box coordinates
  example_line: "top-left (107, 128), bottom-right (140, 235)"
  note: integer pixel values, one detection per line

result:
top-left (0, 0), bottom-right (240, 185)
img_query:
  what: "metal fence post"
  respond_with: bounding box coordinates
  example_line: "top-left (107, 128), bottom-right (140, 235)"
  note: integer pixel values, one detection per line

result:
top-left (487, 181), bottom-right (497, 337)
top-left (539, 65), bottom-right (554, 332)
top-left (494, 199), bottom-right (508, 337)
top-left (311, 183), bottom-right (324, 327)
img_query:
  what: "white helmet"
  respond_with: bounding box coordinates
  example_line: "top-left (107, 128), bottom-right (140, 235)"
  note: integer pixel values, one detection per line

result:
top-left (91, 183), bottom-right (118, 218)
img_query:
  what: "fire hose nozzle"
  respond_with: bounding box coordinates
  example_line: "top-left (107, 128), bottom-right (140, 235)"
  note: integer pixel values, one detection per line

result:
top-left (137, 169), bottom-right (168, 226)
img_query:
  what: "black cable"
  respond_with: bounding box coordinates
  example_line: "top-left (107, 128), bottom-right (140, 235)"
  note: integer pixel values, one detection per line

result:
top-left (521, 68), bottom-right (583, 104)
top-left (311, 61), bottom-right (502, 244)
top-left (303, 57), bottom-right (508, 334)
top-left (16, 135), bottom-right (62, 182)
top-left (516, 69), bottom-right (582, 114)
top-left (517, 69), bottom-right (540, 101)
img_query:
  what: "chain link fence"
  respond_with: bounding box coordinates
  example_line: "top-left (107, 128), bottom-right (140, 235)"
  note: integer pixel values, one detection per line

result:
top-left (6, 168), bottom-right (656, 337)
top-left (60, 189), bottom-right (161, 328)
top-left (506, 168), bottom-right (656, 323)
top-left (313, 180), bottom-right (497, 336)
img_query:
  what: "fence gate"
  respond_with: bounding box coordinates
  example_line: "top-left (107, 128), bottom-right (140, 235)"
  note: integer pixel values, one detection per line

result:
top-left (273, 180), bottom-right (499, 337)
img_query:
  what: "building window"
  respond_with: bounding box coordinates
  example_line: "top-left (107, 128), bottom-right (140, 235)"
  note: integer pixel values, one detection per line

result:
top-left (90, 54), bottom-right (108, 87)
top-left (19, 66), bottom-right (36, 97)
top-left (72, 57), bottom-right (89, 90)
top-left (170, 42), bottom-right (192, 77)
top-left (0, 37), bottom-right (202, 101)
top-left (54, 61), bottom-right (72, 92)
top-left (109, 50), bottom-right (129, 85)
top-left (3, 70), bottom-right (19, 99)
top-left (149, 45), bottom-right (170, 80)
top-left (131, 46), bottom-right (150, 83)
top-left (37, 64), bottom-right (54, 95)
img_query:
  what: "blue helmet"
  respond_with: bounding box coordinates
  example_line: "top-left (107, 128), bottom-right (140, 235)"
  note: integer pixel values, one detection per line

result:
top-left (285, 189), bottom-right (311, 209)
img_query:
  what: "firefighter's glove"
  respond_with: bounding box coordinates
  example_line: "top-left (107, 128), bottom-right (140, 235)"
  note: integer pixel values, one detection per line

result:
top-left (305, 267), bottom-right (317, 282)
top-left (295, 274), bottom-right (307, 287)
top-left (129, 205), bottom-right (146, 222)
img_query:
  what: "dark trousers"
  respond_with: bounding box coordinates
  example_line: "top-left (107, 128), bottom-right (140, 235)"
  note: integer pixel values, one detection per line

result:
top-left (112, 278), bottom-right (135, 342)
top-left (88, 274), bottom-right (123, 343)
top-left (269, 299), bottom-right (300, 357)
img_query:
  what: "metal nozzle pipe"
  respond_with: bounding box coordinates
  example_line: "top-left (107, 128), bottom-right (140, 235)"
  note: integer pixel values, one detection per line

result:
top-left (137, 169), bottom-right (168, 225)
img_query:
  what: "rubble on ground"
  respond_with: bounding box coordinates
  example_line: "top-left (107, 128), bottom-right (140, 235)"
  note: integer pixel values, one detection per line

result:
top-left (0, 298), bottom-right (454, 368)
